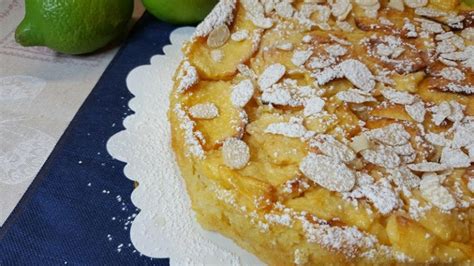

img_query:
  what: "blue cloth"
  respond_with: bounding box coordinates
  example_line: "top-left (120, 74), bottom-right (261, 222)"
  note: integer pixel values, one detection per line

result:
top-left (0, 13), bottom-right (174, 265)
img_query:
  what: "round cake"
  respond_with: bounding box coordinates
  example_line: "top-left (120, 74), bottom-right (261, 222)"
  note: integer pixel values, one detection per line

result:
top-left (169, 0), bottom-right (474, 264)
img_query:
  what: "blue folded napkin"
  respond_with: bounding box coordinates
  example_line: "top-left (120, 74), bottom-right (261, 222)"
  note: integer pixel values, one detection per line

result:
top-left (0, 13), bottom-right (174, 265)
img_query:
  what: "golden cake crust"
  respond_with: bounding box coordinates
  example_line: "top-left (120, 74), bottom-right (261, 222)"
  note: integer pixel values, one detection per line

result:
top-left (169, 0), bottom-right (474, 264)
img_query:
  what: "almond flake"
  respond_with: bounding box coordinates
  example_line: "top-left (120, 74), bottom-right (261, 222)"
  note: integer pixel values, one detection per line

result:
top-left (275, 1), bottom-right (295, 18)
top-left (303, 97), bottom-right (325, 117)
top-left (447, 101), bottom-right (465, 123)
top-left (440, 147), bottom-right (471, 168)
top-left (222, 137), bottom-right (250, 169)
top-left (419, 173), bottom-right (456, 211)
top-left (231, 30), bottom-right (249, 41)
top-left (207, 24), bottom-right (231, 48)
top-left (444, 83), bottom-right (474, 94)
top-left (325, 44), bottom-right (348, 57)
top-left (231, 79), bottom-right (254, 108)
top-left (336, 89), bottom-right (376, 103)
top-left (468, 175), bottom-right (474, 193)
top-left (300, 153), bottom-right (355, 192)
top-left (402, 18), bottom-right (418, 38)
top-left (258, 63), bottom-right (286, 90)
top-left (339, 59), bottom-right (376, 92)
top-left (276, 42), bottom-right (294, 51)
top-left (391, 142), bottom-right (415, 156)
top-left (237, 64), bottom-right (257, 80)
top-left (424, 132), bottom-right (450, 146)
top-left (438, 57), bottom-right (457, 67)
top-left (189, 103), bottom-right (219, 119)
top-left (388, 0), bottom-right (404, 11)
top-left (261, 85), bottom-right (292, 105)
top-left (407, 162), bottom-right (449, 172)
top-left (314, 66), bottom-right (344, 85)
top-left (388, 167), bottom-right (420, 190)
top-left (308, 56), bottom-right (336, 69)
top-left (361, 146), bottom-right (401, 169)
top-left (405, 101), bottom-right (426, 123)
top-left (292, 49), bottom-right (313, 66)
top-left (381, 88), bottom-right (416, 105)
top-left (365, 124), bottom-right (411, 146)
top-left (452, 120), bottom-right (474, 148)
top-left (350, 135), bottom-right (371, 153)
top-left (174, 104), bottom-right (205, 159)
top-left (379, 17), bottom-right (394, 26)
top-left (330, 0), bottom-right (352, 21)
top-left (193, 0), bottom-right (236, 38)
top-left (358, 178), bottom-right (399, 214)
top-left (439, 67), bottom-right (465, 82)
top-left (176, 61), bottom-right (199, 93)
top-left (265, 118), bottom-right (314, 139)
top-left (302, 35), bottom-right (313, 43)
top-left (403, 0), bottom-right (427, 8)
top-left (309, 134), bottom-right (356, 162)
top-left (415, 18), bottom-right (444, 34)
top-left (241, 0), bottom-right (273, 29)
top-left (336, 20), bottom-right (354, 32)
top-left (461, 28), bottom-right (474, 41)
top-left (429, 102), bottom-right (451, 126)
top-left (415, 7), bottom-right (446, 17)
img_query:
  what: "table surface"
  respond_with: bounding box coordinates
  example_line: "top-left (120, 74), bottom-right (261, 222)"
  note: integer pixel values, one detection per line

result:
top-left (0, 0), bottom-right (144, 226)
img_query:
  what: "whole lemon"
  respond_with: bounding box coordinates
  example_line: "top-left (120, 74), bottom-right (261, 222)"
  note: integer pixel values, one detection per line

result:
top-left (15, 0), bottom-right (134, 55)
top-left (142, 0), bottom-right (218, 24)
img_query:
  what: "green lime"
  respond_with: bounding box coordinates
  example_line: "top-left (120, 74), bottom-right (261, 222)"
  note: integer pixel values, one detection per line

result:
top-left (15, 0), bottom-right (134, 55)
top-left (463, 0), bottom-right (474, 6)
top-left (142, 0), bottom-right (218, 24)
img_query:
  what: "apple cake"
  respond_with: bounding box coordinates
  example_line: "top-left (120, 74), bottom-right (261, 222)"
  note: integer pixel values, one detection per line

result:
top-left (169, 0), bottom-right (474, 264)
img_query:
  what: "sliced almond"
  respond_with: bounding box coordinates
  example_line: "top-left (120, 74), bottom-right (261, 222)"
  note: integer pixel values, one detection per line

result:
top-left (222, 137), bottom-right (250, 169)
top-left (339, 59), bottom-right (375, 92)
top-left (299, 153), bottom-right (355, 192)
top-left (258, 63), bottom-right (286, 90)
top-left (440, 147), bottom-right (471, 168)
top-left (407, 162), bottom-right (449, 172)
top-left (361, 146), bottom-right (401, 169)
top-left (388, 0), bottom-right (404, 11)
top-left (405, 101), bottom-right (426, 123)
top-left (350, 134), bottom-right (371, 153)
top-left (231, 79), bottom-right (255, 108)
top-left (309, 134), bottom-right (356, 163)
top-left (420, 173), bottom-right (456, 211)
top-left (231, 30), bottom-right (249, 42)
top-left (207, 24), bottom-right (231, 48)
top-left (336, 88), bottom-right (376, 103)
top-left (381, 88), bottom-right (416, 105)
top-left (365, 124), bottom-right (411, 146)
top-left (403, 0), bottom-right (427, 8)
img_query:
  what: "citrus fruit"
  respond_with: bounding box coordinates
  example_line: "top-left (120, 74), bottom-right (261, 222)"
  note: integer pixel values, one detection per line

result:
top-left (142, 0), bottom-right (218, 24)
top-left (15, 0), bottom-right (134, 55)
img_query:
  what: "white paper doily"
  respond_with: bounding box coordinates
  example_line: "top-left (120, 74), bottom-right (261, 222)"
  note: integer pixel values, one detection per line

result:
top-left (107, 27), bottom-right (262, 265)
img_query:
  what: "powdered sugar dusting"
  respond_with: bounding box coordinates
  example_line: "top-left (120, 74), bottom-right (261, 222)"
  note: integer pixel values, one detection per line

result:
top-left (189, 103), bottom-right (219, 119)
top-left (193, 0), bottom-right (237, 38)
top-left (176, 61), bottom-right (199, 93)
